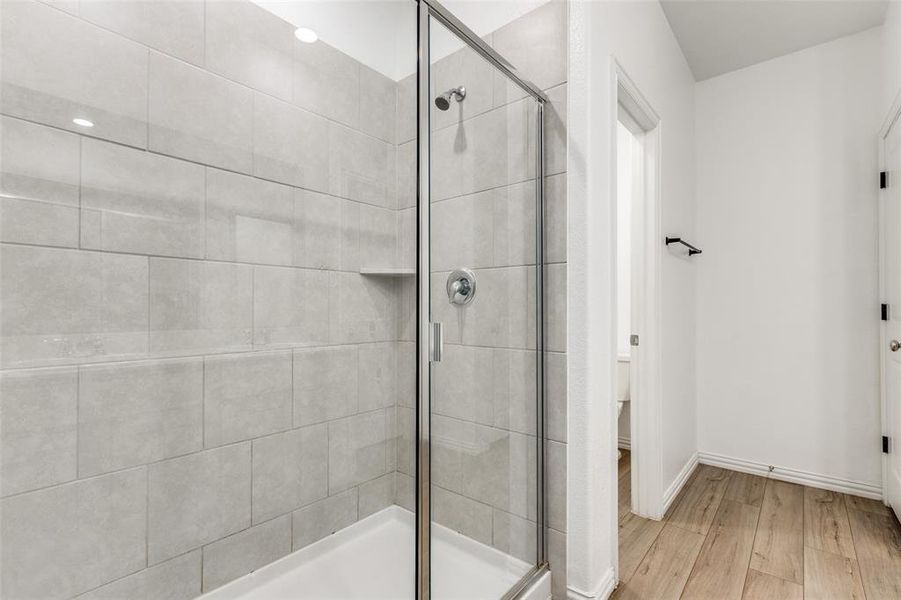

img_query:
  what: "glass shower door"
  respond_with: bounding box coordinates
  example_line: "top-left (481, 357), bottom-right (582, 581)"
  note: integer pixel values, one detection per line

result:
top-left (422, 11), bottom-right (544, 600)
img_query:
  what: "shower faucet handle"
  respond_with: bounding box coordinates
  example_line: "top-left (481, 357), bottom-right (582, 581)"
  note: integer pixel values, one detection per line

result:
top-left (446, 268), bottom-right (477, 306)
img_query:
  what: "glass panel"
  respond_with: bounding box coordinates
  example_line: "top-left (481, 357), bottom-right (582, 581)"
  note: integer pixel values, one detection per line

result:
top-left (0, 0), bottom-right (416, 598)
top-left (428, 15), bottom-right (540, 600)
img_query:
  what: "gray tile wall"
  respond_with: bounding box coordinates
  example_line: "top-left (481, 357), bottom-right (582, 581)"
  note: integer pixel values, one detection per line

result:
top-left (1, 0), bottom-right (408, 597)
top-left (1, 0), bottom-right (567, 598)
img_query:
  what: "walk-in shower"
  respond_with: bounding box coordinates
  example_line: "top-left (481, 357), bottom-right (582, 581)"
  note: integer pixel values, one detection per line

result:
top-left (0, 0), bottom-right (560, 598)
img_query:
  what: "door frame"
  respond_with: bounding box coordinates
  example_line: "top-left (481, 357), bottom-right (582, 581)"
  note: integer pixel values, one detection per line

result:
top-left (612, 61), bottom-right (665, 524)
top-left (879, 88), bottom-right (901, 510)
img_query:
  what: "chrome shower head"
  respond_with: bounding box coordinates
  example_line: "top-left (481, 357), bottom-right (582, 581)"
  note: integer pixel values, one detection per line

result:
top-left (435, 86), bottom-right (466, 111)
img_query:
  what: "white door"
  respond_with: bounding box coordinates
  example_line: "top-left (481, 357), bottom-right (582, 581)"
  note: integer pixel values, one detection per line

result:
top-left (884, 113), bottom-right (901, 518)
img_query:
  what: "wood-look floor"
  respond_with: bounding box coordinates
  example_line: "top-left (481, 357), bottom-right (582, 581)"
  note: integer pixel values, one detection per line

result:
top-left (614, 450), bottom-right (901, 599)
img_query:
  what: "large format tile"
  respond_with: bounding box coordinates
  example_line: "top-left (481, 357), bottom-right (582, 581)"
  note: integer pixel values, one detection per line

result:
top-left (359, 66), bottom-right (396, 143)
top-left (148, 444), bottom-right (251, 564)
top-left (206, 168), bottom-right (294, 266)
top-left (328, 123), bottom-right (395, 207)
top-left (546, 262), bottom-right (567, 352)
top-left (292, 488), bottom-right (358, 550)
top-left (432, 191), bottom-right (495, 271)
top-left (545, 351), bottom-right (567, 443)
top-left (204, 351), bottom-right (293, 447)
top-left (0, 117), bottom-right (80, 248)
top-left (76, 550), bottom-right (201, 600)
top-left (492, 508), bottom-right (537, 563)
top-left (293, 346), bottom-right (358, 426)
top-left (431, 415), bottom-right (536, 520)
top-left (206, 0), bottom-right (293, 100)
top-left (1, 245), bottom-right (149, 367)
top-left (81, 139), bottom-right (205, 258)
top-left (202, 515), bottom-right (292, 592)
top-left (328, 411), bottom-right (387, 494)
top-left (545, 173), bottom-right (567, 263)
top-left (395, 74), bottom-right (417, 144)
top-left (358, 343), bottom-right (396, 412)
top-left (293, 40), bottom-right (360, 128)
top-left (432, 266), bottom-right (537, 350)
top-left (253, 266), bottom-right (330, 347)
top-left (546, 439), bottom-right (567, 532)
top-left (358, 204), bottom-right (397, 270)
top-left (79, 0), bottom-right (204, 65)
top-left (149, 53), bottom-right (253, 172)
top-left (1, 0), bottom-right (148, 146)
top-left (545, 84), bottom-right (568, 176)
top-left (432, 485), bottom-right (492, 545)
top-left (431, 40), bottom-right (497, 132)
top-left (395, 140), bottom-right (416, 210)
top-left (328, 272), bottom-right (396, 344)
top-left (431, 345), bottom-right (493, 426)
top-left (0, 367), bottom-right (77, 496)
top-left (251, 425), bottom-right (328, 523)
top-left (1, 469), bottom-right (147, 599)
top-left (253, 93), bottom-right (330, 191)
top-left (293, 190), bottom-right (360, 270)
top-left (79, 358), bottom-right (203, 476)
top-left (149, 258), bottom-right (253, 355)
top-left (491, 0), bottom-right (567, 104)
top-left (359, 473), bottom-right (395, 519)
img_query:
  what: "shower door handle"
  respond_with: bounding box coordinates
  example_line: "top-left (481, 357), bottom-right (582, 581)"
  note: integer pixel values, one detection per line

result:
top-left (430, 322), bottom-right (444, 363)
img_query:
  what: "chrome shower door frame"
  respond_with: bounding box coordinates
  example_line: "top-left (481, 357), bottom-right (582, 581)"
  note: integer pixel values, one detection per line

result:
top-left (415, 2), bottom-right (549, 598)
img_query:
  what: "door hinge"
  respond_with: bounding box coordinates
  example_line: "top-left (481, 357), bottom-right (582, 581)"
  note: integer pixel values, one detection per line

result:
top-left (880, 171), bottom-right (888, 189)
top-left (883, 435), bottom-right (890, 454)
top-left (882, 303), bottom-right (890, 321)
top-left (630, 334), bottom-right (640, 347)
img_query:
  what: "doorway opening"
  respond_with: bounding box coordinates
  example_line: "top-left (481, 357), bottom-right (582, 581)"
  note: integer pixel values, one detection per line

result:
top-left (612, 63), bottom-right (664, 551)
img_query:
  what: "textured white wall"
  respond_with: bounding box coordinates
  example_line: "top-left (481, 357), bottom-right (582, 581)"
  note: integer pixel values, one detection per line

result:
top-left (696, 27), bottom-right (884, 488)
top-left (567, 0), bottom-right (696, 594)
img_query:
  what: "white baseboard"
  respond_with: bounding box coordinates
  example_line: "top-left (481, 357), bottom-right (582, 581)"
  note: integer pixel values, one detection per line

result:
top-left (662, 452), bottom-right (699, 514)
top-left (698, 451), bottom-right (882, 500)
top-left (617, 436), bottom-right (631, 450)
top-left (568, 567), bottom-right (616, 600)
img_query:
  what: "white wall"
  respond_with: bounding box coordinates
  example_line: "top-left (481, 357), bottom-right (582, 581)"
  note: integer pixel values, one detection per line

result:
top-left (567, 0), bottom-right (696, 595)
top-left (696, 28), bottom-right (884, 490)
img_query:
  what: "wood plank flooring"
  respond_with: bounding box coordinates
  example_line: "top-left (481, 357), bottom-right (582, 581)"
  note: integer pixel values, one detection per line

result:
top-left (613, 451), bottom-right (901, 599)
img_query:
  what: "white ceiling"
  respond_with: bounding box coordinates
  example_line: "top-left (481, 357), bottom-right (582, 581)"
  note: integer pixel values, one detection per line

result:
top-left (253, 0), bottom-right (551, 81)
top-left (660, 0), bottom-right (890, 81)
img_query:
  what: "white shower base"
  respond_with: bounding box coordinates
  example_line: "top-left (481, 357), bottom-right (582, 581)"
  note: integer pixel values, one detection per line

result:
top-left (200, 506), bottom-right (550, 600)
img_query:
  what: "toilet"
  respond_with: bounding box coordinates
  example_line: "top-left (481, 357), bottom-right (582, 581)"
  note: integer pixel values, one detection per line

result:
top-left (616, 359), bottom-right (631, 459)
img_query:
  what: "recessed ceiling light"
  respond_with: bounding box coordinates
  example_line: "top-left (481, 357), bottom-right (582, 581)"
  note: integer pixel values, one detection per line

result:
top-left (72, 118), bottom-right (94, 128)
top-left (294, 27), bottom-right (317, 43)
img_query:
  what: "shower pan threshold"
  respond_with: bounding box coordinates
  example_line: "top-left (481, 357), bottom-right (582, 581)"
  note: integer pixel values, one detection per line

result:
top-left (199, 505), bottom-right (550, 600)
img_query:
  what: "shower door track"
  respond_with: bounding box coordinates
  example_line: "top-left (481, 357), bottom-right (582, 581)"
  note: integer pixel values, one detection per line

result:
top-left (415, 2), bottom-right (549, 599)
